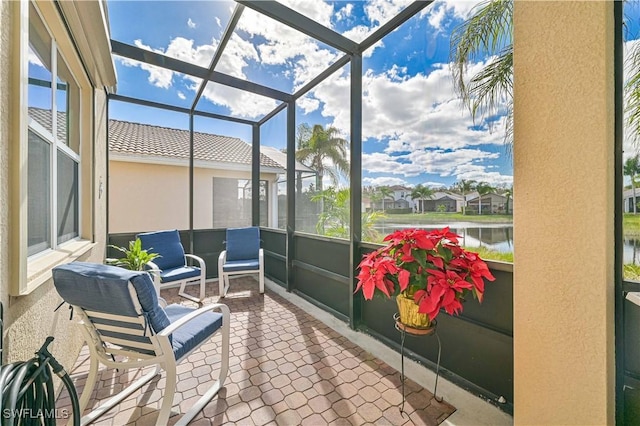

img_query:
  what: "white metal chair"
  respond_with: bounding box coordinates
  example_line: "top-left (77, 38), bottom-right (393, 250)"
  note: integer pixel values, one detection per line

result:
top-left (218, 226), bottom-right (264, 298)
top-left (137, 229), bottom-right (206, 303)
top-left (52, 262), bottom-right (229, 426)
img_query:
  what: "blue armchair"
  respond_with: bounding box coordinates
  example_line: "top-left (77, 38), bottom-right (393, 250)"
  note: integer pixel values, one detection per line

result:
top-left (137, 229), bottom-right (206, 303)
top-left (218, 226), bottom-right (264, 298)
top-left (52, 262), bottom-right (229, 425)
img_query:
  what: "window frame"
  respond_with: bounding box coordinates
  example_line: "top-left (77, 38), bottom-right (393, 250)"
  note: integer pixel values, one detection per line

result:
top-left (10, 0), bottom-right (95, 295)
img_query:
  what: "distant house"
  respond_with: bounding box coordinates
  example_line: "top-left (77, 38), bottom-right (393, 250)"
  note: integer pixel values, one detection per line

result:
top-left (369, 185), bottom-right (415, 212)
top-left (624, 188), bottom-right (640, 213)
top-left (108, 120), bottom-right (290, 233)
top-left (421, 192), bottom-right (464, 213)
top-left (466, 192), bottom-right (513, 214)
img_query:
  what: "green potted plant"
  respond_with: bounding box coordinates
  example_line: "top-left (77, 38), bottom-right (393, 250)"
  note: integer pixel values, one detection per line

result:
top-left (355, 227), bottom-right (495, 333)
top-left (106, 238), bottom-right (160, 271)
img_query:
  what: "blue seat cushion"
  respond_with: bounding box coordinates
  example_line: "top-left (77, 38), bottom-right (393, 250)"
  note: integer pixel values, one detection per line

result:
top-left (222, 259), bottom-right (260, 273)
top-left (160, 266), bottom-right (201, 283)
top-left (225, 227), bottom-right (260, 262)
top-left (52, 262), bottom-right (171, 336)
top-left (164, 304), bottom-right (223, 360)
top-left (137, 230), bottom-right (186, 271)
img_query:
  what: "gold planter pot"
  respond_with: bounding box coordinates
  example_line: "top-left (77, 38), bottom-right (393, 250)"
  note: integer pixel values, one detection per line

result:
top-left (395, 294), bottom-right (436, 335)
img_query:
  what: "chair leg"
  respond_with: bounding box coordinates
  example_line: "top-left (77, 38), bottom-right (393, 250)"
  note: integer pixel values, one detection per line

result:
top-left (259, 269), bottom-right (265, 294)
top-left (222, 275), bottom-right (229, 297)
top-left (157, 361), bottom-right (177, 426)
top-left (81, 366), bottom-right (161, 426)
top-left (78, 354), bottom-right (99, 415)
top-left (178, 281), bottom-right (187, 299)
top-left (199, 274), bottom-right (205, 301)
top-left (219, 273), bottom-right (225, 298)
top-left (179, 279), bottom-right (203, 304)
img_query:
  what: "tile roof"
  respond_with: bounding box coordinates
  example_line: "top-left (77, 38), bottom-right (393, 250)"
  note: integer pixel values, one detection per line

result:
top-left (109, 119), bottom-right (282, 169)
top-left (28, 107), bottom-right (67, 143)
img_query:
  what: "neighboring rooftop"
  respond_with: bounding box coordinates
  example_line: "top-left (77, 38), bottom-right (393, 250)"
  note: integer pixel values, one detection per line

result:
top-left (108, 119), bottom-right (283, 170)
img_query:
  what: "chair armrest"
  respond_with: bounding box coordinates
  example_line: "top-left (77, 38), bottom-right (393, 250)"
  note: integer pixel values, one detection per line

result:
top-left (158, 303), bottom-right (230, 337)
top-left (146, 261), bottom-right (162, 297)
top-left (185, 253), bottom-right (207, 277)
top-left (185, 253), bottom-right (205, 267)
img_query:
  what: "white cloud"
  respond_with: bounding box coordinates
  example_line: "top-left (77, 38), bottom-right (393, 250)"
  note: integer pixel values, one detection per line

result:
top-left (236, 8), bottom-right (340, 91)
top-left (117, 36), bottom-right (276, 118)
top-left (342, 26), bottom-right (384, 57)
top-left (215, 17), bottom-right (221, 28)
top-left (363, 176), bottom-right (410, 187)
top-left (362, 149), bottom-right (499, 178)
top-left (187, 18), bottom-right (196, 29)
top-left (453, 164), bottom-right (513, 186)
top-left (116, 41), bottom-right (174, 89)
top-left (28, 49), bottom-right (45, 67)
top-left (310, 59), bottom-right (506, 152)
top-left (427, 3), bottom-right (448, 31)
top-left (194, 82), bottom-right (278, 118)
top-left (422, 181), bottom-right (448, 189)
top-left (336, 4), bottom-right (354, 21)
top-left (425, 0), bottom-right (482, 30)
top-left (365, 0), bottom-right (414, 26)
top-left (278, 0), bottom-right (335, 28)
top-left (298, 95), bottom-right (321, 115)
top-left (177, 91), bottom-right (186, 100)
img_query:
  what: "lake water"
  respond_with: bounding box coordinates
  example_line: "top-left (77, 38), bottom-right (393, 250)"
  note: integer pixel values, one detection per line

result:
top-left (375, 222), bottom-right (638, 265)
top-left (374, 222), bottom-right (514, 253)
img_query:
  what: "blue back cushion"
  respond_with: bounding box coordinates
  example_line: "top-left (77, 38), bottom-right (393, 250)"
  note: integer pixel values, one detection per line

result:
top-left (52, 262), bottom-right (171, 334)
top-left (226, 226), bottom-right (260, 261)
top-left (137, 229), bottom-right (186, 270)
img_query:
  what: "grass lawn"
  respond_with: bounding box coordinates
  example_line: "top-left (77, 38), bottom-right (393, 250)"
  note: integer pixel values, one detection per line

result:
top-left (381, 212), bottom-right (513, 224)
top-left (625, 213), bottom-right (640, 237)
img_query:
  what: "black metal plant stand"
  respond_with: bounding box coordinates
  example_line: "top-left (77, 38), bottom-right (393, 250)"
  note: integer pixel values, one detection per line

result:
top-left (393, 313), bottom-right (443, 417)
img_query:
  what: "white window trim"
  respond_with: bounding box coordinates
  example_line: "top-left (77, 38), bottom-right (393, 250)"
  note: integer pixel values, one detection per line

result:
top-left (10, 0), bottom-right (94, 296)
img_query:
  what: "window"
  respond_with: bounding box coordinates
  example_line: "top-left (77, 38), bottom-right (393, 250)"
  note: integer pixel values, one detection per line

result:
top-left (212, 178), bottom-right (268, 228)
top-left (27, 3), bottom-right (80, 256)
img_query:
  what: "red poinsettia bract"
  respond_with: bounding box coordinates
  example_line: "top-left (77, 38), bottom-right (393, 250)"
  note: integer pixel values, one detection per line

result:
top-left (355, 227), bottom-right (495, 321)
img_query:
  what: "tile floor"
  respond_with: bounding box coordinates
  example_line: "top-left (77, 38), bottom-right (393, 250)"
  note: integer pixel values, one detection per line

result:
top-left (56, 277), bottom-right (455, 425)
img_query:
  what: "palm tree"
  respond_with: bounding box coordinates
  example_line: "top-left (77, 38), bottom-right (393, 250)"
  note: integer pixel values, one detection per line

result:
top-left (378, 186), bottom-right (394, 212)
top-left (626, 39), bottom-right (640, 145)
top-left (625, 155), bottom-right (640, 214)
top-left (362, 186), bottom-right (382, 212)
top-left (296, 124), bottom-right (350, 193)
top-left (453, 1), bottom-right (640, 151)
top-left (475, 182), bottom-right (494, 215)
top-left (455, 179), bottom-right (476, 215)
top-left (411, 184), bottom-right (435, 214)
top-left (503, 185), bottom-right (513, 214)
top-left (310, 188), bottom-right (385, 241)
top-left (450, 0), bottom-right (513, 145)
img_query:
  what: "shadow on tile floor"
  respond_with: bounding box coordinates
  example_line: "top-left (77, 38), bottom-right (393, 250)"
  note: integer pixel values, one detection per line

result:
top-left (56, 277), bottom-right (455, 425)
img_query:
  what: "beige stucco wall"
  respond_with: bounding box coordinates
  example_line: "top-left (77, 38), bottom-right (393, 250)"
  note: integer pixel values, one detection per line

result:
top-left (0, 2), bottom-right (109, 374)
top-left (109, 160), bottom-right (278, 233)
top-left (513, 2), bottom-right (614, 424)
top-left (109, 161), bottom-right (189, 233)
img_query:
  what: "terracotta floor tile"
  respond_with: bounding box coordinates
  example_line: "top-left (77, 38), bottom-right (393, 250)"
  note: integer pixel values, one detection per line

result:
top-left (57, 278), bottom-right (454, 425)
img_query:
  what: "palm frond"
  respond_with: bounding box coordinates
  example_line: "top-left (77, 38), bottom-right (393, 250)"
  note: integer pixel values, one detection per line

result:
top-left (450, 0), bottom-right (512, 102)
top-left (467, 47), bottom-right (512, 122)
top-left (626, 40), bottom-right (640, 145)
top-left (450, 0), bottom-right (513, 147)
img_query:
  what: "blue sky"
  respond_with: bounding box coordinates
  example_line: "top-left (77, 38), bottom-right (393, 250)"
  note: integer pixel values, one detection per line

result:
top-left (107, 0), bottom-right (512, 189)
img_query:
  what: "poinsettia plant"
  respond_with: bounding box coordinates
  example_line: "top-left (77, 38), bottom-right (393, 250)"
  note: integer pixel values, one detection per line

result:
top-left (355, 227), bottom-right (495, 321)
